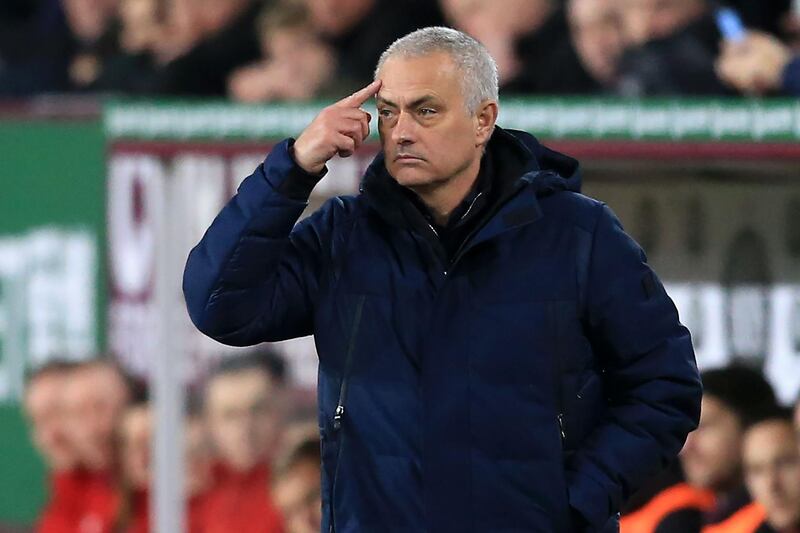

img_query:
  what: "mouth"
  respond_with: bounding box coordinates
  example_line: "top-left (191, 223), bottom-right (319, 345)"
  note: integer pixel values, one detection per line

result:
top-left (395, 154), bottom-right (425, 162)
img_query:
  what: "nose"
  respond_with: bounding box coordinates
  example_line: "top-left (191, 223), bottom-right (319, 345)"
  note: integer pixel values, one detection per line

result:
top-left (390, 110), bottom-right (416, 145)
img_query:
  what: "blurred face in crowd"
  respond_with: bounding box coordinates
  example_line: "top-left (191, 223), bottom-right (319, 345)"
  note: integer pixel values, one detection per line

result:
top-left (120, 405), bottom-right (152, 490)
top-left (568, 0), bottom-right (624, 84)
top-left (680, 395), bottom-right (743, 492)
top-left (743, 420), bottom-right (800, 531)
top-left (440, 0), bottom-right (552, 38)
top-left (273, 458), bottom-right (322, 533)
top-left (119, 0), bottom-right (161, 53)
top-left (185, 416), bottom-right (214, 497)
top-left (617, 0), bottom-right (706, 46)
top-left (62, 0), bottom-right (120, 41)
top-left (63, 363), bottom-right (130, 471)
top-left (205, 369), bottom-right (280, 472)
top-left (305, 0), bottom-right (374, 37)
top-left (24, 372), bottom-right (78, 471)
top-left (376, 52), bottom-right (497, 192)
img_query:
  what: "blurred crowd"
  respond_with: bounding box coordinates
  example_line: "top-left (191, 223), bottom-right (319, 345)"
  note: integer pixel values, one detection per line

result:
top-left (24, 351), bottom-right (321, 533)
top-left (1, 0), bottom-right (799, 101)
top-left (23, 351), bottom-right (800, 533)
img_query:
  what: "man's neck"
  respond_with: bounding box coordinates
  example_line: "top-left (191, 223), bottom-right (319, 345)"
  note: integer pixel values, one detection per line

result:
top-left (410, 156), bottom-right (482, 227)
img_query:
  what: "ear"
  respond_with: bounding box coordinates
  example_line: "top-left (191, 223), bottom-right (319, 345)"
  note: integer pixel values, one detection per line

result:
top-left (475, 100), bottom-right (499, 146)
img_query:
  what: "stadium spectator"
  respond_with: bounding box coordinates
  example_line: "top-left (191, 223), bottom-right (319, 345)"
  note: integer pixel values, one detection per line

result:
top-left (147, 0), bottom-right (262, 96)
top-left (272, 431), bottom-right (322, 533)
top-left (704, 410), bottom-right (800, 533)
top-left (567, 0), bottom-right (625, 87)
top-left (442, 0), bottom-right (600, 93)
top-left (304, 0), bottom-right (444, 91)
top-left (228, 0), bottom-right (335, 103)
top-left (61, 0), bottom-right (122, 90)
top-left (795, 395), bottom-right (800, 435)
top-left (716, 30), bottom-right (800, 96)
top-left (615, 0), bottom-right (731, 95)
top-left (680, 366), bottom-right (779, 527)
top-left (90, 0), bottom-right (164, 94)
top-left (199, 352), bottom-right (285, 533)
top-left (116, 401), bottom-right (152, 533)
top-left (621, 365), bottom-right (779, 532)
top-left (58, 359), bottom-right (132, 533)
top-left (24, 361), bottom-right (82, 533)
top-left (185, 407), bottom-right (214, 533)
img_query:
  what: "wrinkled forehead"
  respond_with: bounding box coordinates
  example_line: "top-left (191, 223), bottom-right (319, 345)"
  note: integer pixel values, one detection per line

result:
top-left (376, 53), bottom-right (464, 104)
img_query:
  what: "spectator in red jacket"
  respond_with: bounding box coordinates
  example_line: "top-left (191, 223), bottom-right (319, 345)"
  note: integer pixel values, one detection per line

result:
top-left (117, 400), bottom-right (152, 533)
top-left (24, 360), bottom-right (82, 533)
top-left (200, 352), bottom-right (286, 533)
top-left (272, 430), bottom-right (322, 533)
top-left (59, 359), bottom-right (132, 533)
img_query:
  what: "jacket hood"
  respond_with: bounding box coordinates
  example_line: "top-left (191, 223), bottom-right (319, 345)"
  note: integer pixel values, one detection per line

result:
top-left (361, 125), bottom-right (582, 197)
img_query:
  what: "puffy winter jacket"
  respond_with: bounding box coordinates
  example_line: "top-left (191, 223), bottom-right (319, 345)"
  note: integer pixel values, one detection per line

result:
top-left (183, 127), bottom-right (702, 533)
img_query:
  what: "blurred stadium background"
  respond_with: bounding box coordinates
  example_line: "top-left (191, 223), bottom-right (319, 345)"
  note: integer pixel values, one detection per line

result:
top-left (1, 0), bottom-right (800, 531)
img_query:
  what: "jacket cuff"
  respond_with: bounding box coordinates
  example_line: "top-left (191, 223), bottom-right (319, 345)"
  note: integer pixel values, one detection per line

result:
top-left (781, 55), bottom-right (800, 96)
top-left (567, 468), bottom-right (612, 531)
top-left (262, 138), bottom-right (327, 200)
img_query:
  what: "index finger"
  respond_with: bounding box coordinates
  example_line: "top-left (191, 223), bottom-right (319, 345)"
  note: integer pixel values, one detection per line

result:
top-left (337, 79), bottom-right (382, 108)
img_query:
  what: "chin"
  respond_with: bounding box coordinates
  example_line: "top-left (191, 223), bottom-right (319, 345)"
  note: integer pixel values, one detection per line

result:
top-left (389, 165), bottom-right (439, 188)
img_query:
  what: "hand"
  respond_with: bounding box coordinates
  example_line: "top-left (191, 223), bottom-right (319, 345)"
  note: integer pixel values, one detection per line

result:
top-left (716, 31), bottom-right (792, 95)
top-left (292, 79), bottom-right (381, 175)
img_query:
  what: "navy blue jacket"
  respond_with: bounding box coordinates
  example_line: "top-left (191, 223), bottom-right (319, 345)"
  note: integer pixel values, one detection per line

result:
top-left (184, 128), bottom-right (702, 533)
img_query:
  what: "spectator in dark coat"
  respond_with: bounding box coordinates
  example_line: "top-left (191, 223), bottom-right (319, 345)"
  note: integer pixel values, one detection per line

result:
top-left (184, 27), bottom-right (702, 532)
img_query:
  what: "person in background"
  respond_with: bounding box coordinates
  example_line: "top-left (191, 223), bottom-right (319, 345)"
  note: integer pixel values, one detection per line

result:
top-left (303, 0), bottom-right (444, 93)
top-left (147, 0), bottom-right (262, 96)
top-left (23, 360), bottom-right (81, 533)
top-left (621, 365), bottom-right (779, 533)
top-left (199, 351), bottom-right (286, 533)
top-left (794, 395), bottom-right (800, 436)
top-left (272, 430), bottom-right (322, 533)
top-left (614, 0), bottom-right (730, 95)
top-left (704, 409), bottom-right (800, 533)
top-left (716, 30), bottom-right (800, 96)
top-left (185, 404), bottom-right (215, 533)
top-left (441, 0), bottom-right (601, 94)
top-left (116, 400), bottom-right (152, 533)
top-left (60, 359), bottom-right (132, 533)
top-left (228, 0), bottom-right (335, 103)
top-left (681, 366), bottom-right (779, 528)
top-left (566, 0), bottom-right (625, 89)
top-left (61, 0), bottom-right (121, 90)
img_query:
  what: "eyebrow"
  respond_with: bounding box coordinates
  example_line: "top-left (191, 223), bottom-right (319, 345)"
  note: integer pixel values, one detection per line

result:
top-left (377, 95), bottom-right (440, 109)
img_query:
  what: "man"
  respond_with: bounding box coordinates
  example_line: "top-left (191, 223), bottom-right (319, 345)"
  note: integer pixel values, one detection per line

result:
top-left (614, 0), bottom-right (730, 96)
top-left (60, 359), bottom-right (132, 533)
top-left (621, 365), bottom-right (778, 532)
top-left (184, 27), bottom-right (702, 532)
top-left (567, 0), bottom-right (625, 88)
top-left (679, 366), bottom-right (778, 528)
top-left (704, 410), bottom-right (800, 533)
top-left (199, 352), bottom-right (285, 533)
top-left (23, 360), bottom-right (81, 533)
top-left (272, 431), bottom-right (323, 533)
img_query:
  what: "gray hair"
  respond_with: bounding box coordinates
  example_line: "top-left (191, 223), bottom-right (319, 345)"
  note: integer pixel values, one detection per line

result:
top-left (374, 26), bottom-right (499, 113)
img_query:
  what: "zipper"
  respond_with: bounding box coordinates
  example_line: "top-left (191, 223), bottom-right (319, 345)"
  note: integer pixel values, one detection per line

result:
top-left (551, 301), bottom-right (567, 445)
top-left (329, 295), bottom-right (366, 533)
top-left (332, 294), bottom-right (366, 431)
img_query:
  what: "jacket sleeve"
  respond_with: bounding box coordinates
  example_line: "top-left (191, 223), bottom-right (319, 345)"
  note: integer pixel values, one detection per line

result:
top-left (182, 139), bottom-right (342, 346)
top-left (566, 204), bottom-right (703, 530)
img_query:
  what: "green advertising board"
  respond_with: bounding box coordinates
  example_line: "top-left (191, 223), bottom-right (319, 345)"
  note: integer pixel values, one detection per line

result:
top-left (0, 118), bottom-right (106, 525)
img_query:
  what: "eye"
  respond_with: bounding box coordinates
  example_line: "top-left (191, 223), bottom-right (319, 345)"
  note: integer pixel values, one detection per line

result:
top-left (419, 108), bottom-right (437, 116)
top-left (378, 108), bottom-right (394, 119)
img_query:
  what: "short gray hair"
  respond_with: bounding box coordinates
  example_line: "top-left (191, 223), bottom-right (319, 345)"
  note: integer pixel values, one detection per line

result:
top-left (374, 26), bottom-right (499, 113)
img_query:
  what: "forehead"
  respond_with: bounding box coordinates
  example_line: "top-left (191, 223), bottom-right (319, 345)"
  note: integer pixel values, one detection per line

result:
top-left (744, 422), bottom-right (796, 459)
top-left (207, 370), bottom-right (271, 405)
top-left (377, 52), bottom-right (463, 104)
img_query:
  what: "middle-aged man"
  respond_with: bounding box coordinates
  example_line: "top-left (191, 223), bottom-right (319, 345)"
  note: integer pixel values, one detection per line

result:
top-left (184, 26), bottom-right (702, 532)
top-left (199, 353), bottom-right (285, 533)
top-left (703, 410), bottom-right (800, 533)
